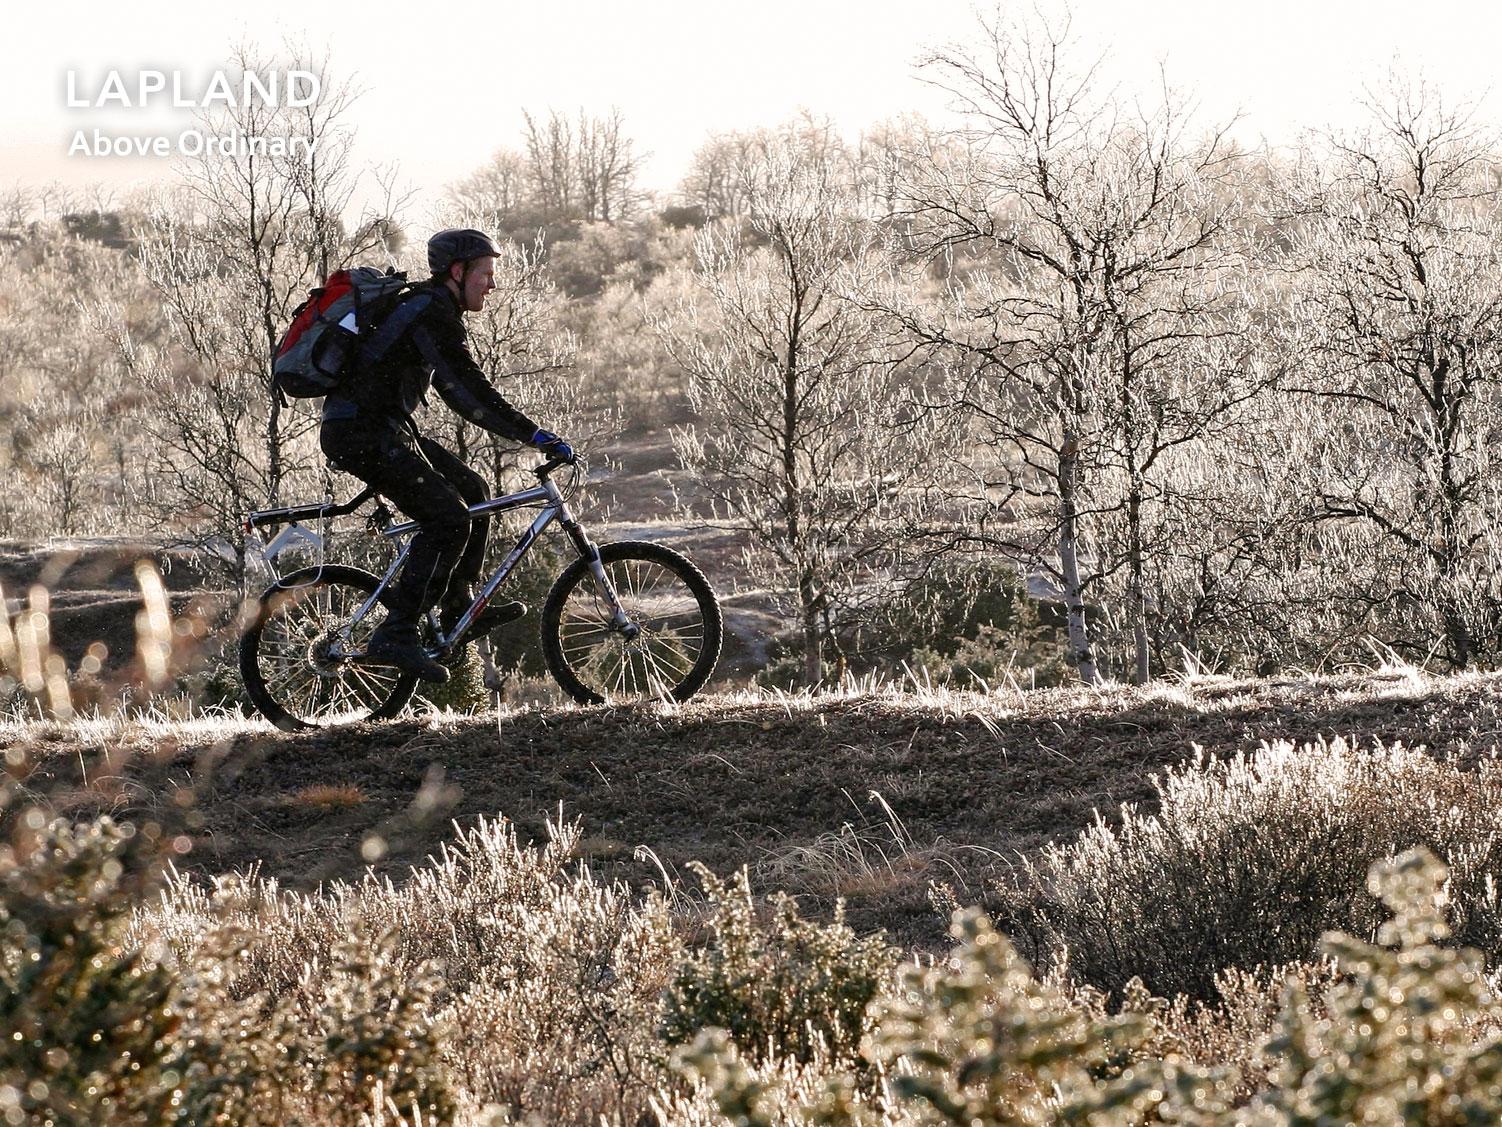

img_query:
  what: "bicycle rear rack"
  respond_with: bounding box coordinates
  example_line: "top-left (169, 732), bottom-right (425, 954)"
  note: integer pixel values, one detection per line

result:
top-left (244, 487), bottom-right (376, 533)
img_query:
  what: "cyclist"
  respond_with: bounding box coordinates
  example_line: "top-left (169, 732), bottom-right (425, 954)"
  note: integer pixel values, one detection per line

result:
top-left (320, 228), bottom-right (575, 683)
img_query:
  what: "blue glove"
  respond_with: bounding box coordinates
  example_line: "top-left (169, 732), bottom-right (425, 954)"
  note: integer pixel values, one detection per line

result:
top-left (531, 428), bottom-right (576, 463)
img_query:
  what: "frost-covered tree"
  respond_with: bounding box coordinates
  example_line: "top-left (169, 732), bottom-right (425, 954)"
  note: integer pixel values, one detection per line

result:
top-left (663, 145), bottom-right (949, 685)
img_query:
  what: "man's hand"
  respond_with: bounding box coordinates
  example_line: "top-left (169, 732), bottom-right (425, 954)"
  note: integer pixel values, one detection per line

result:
top-left (531, 428), bottom-right (576, 463)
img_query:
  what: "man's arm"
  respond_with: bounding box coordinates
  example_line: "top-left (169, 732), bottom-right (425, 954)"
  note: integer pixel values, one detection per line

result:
top-left (411, 315), bottom-right (539, 443)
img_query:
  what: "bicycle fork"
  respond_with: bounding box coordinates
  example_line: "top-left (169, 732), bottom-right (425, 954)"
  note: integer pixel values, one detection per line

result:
top-left (552, 489), bottom-right (640, 641)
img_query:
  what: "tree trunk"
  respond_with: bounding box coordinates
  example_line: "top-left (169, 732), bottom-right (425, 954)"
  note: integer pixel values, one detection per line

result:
top-left (1127, 481), bottom-right (1150, 684)
top-left (800, 574), bottom-right (823, 687)
top-left (266, 396), bottom-right (283, 506)
top-left (1058, 434), bottom-right (1100, 684)
top-left (783, 272), bottom-right (815, 686)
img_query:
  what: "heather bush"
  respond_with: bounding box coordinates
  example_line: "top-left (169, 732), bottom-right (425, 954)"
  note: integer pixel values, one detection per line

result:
top-left (661, 863), bottom-right (898, 1067)
top-left (172, 919), bottom-right (455, 1124)
top-left (418, 641), bottom-right (492, 715)
top-left (996, 739), bottom-right (1502, 1000)
top-left (145, 815), bottom-right (681, 1123)
top-left (22, 723), bottom-right (1502, 1124)
top-left (5, 806), bottom-right (677, 1123)
top-left (680, 850), bottom-right (1502, 1126)
top-left (1244, 847), bottom-right (1502, 1124)
top-left (671, 908), bottom-right (1238, 1125)
top-left (876, 911), bottom-right (1236, 1124)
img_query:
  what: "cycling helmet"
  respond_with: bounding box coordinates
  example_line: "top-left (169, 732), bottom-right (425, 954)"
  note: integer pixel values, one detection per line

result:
top-left (427, 228), bottom-right (503, 275)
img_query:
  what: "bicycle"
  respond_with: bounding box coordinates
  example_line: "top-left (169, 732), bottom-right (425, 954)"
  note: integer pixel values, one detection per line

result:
top-left (238, 456), bottom-right (722, 730)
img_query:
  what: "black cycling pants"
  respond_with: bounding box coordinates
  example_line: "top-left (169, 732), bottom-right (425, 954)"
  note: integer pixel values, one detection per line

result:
top-left (320, 421), bottom-right (489, 618)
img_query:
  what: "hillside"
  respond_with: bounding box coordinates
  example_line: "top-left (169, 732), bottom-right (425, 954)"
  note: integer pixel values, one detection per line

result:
top-left (7, 667), bottom-right (1500, 948)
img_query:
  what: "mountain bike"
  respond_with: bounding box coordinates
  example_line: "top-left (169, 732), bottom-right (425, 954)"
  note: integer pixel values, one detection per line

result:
top-left (238, 456), bottom-right (722, 731)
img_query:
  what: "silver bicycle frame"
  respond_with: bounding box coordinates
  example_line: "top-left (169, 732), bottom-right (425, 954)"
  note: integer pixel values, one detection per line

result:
top-left (338, 472), bottom-right (633, 656)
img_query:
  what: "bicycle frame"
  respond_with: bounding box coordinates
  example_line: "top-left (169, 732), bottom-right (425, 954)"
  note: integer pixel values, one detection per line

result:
top-left (334, 465), bottom-right (636, 659)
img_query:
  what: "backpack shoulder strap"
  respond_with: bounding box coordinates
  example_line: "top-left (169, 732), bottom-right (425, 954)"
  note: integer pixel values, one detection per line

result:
top-left (357, 288), bottom-right (434, 368)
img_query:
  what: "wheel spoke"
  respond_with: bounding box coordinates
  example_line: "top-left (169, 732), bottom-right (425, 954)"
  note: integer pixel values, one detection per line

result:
top-left (547, 549), bottom-right (718, 704)
top-left (246, 572), bottom-right (413, 729)
top-left (345, 661), bottom-right (398, 701)
top-left (645, 634), bottom-right (693, 679)
top-left (637, 645), bottom-right (671, 699)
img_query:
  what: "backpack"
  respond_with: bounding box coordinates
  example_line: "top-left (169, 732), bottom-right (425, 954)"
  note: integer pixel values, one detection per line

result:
top-left (272, 267), bottom-right (429, 403)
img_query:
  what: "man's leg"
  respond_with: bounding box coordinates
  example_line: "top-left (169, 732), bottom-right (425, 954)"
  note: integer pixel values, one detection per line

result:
top-left (322, 426), bottom-right (468, 680)
top-left (416, 436), bottom-right (528, 639)
top-left (416, 436), bottom-right (489, 602)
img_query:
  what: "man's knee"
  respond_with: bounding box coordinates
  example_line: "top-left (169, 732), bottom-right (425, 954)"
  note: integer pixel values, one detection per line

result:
top-left (448, 463), bottom-right (487, 506)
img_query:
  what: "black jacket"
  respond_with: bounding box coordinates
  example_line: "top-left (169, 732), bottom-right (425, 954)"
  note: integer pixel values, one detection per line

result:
top-left (322, 278), bottom-right (538, 442)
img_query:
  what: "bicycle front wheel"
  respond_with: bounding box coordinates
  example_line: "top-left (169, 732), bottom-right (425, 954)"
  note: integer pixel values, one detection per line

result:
top-left (541, 541), bottom-right (722, 704)
top-left (240, 565), bottom-right (419, 731)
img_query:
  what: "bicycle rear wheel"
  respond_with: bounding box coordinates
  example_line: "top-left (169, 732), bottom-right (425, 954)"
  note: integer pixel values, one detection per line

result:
top-left (541, 540), bottom-right (722, 704)
top-left (240, 565), bottom-right (418, 731)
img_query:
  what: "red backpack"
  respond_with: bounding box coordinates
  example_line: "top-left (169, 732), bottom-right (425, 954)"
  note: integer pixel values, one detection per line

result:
top-left (273, 267), bottom-right (422, 403)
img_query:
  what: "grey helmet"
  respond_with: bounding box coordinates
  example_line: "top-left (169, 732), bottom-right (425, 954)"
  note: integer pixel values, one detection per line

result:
top-left (427, 228), bottom-right (503, 276)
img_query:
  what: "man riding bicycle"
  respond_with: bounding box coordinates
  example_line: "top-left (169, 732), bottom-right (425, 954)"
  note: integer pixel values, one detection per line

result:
top-left (320, 228), bottom-right (575, 684)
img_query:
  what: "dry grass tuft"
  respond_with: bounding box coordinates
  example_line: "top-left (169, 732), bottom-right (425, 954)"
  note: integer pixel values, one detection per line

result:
top-left (287, 782), bottom-right (366, 810)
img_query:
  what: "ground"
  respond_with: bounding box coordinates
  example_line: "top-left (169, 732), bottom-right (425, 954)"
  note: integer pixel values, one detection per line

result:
top-left (6, 462), bottom-right (1502, 950)
top-left (5, 667), bottom-right (1499, 950)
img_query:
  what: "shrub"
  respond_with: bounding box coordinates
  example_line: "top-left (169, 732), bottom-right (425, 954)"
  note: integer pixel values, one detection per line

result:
top-left (900, 561), bottom-right (1070, 689)
top-left (674, 908), bottom-right (1235, 1125)
top-left (0, 815), bottom-right (179, 1125)
top-left (660, 864), bottom-right (898, 1066)
top-left (996, 739), bottom-right (1502, 1000)
top-left (172, 916), bottom-right (455, 1125)
top-left (681, 851), bottom-right (1502, 1126)
top-left (876, 911), bottom-right (1234, 1124)
top-left (912, 620), bottom-right (1070, 692)
top-left (1248, 848), bottom-right (1502, 1123)
top-left (419, 641), bottom-right (491, 715)
top-left (146, 815), bottom-right (681, 1123)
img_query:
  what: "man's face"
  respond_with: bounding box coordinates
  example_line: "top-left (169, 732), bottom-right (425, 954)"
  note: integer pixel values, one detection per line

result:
top-left (451, 256), bottom-right (496, 312)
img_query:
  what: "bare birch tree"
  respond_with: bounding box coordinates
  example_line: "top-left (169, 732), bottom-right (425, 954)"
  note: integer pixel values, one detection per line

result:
top-left (888, 10), bottom-right (1254, 683)
top-left (678, 114), bottom-right (857, 223)
top-left (522, 109), bottom-right (642, 224)
top-left (0, 229), bottom-right (155, 537)
top-left (661, 148), bottom-right (948, 685)
top-left (99, 43), bottom-right (404, 569)
top-left (679, 133), bottom-right (756, 222)
top-left (447, 148), bottom-right (529, 220)
top-left (576, 108), bottom-right (644, 222)
top-left (1274, 78), bottom-right (1502, 667)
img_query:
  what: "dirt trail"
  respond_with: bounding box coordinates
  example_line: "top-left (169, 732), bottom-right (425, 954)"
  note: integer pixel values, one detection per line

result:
top-left (7, 670), bottom-right (1500, 946)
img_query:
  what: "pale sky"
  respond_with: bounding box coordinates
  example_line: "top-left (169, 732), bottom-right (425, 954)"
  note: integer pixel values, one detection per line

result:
top-left (3, 0), bottom-right (1500, 215)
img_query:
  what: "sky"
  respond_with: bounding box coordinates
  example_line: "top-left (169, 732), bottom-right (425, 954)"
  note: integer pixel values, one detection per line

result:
top-left (4, 0), bottom-right (1501, 216)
